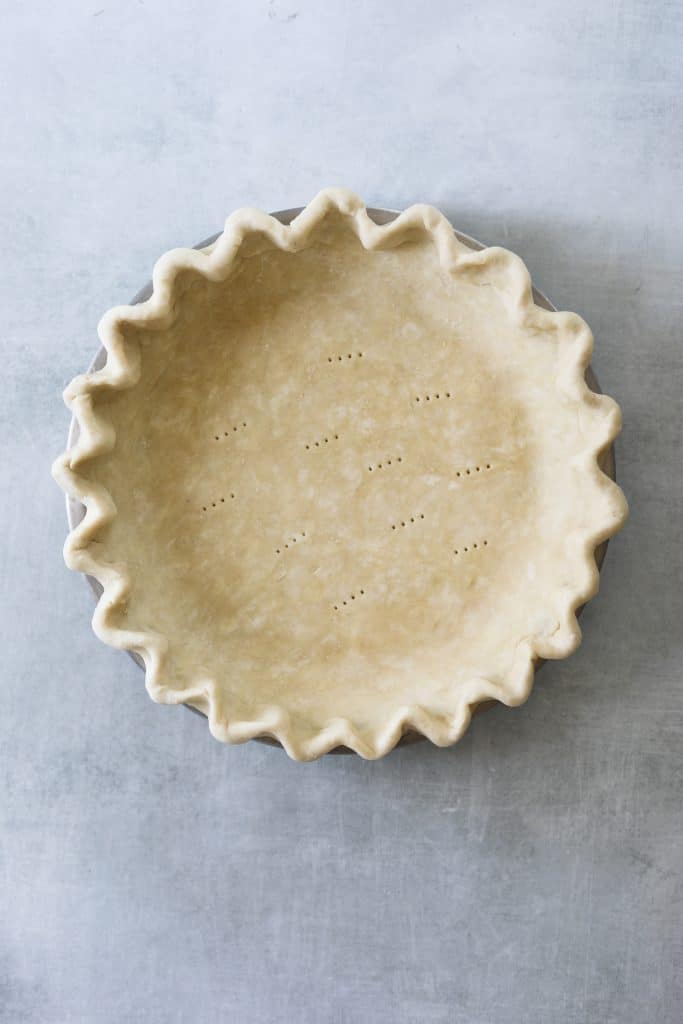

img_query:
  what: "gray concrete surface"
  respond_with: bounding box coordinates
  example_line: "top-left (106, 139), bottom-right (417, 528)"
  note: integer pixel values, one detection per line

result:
top-left (2, 1), bottom-right (682, 1021)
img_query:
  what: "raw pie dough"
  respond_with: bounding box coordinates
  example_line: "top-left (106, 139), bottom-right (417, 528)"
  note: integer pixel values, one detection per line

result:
top-left (53, 189), bottom-right (627, 760)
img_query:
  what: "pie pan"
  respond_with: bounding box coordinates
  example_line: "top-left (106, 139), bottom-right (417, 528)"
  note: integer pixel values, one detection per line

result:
top-left (56, 192), bottom-right (627, 759)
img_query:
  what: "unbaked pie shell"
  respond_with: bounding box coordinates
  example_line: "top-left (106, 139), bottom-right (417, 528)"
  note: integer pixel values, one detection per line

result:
top-left (53, 189), bottom-right (627, 760)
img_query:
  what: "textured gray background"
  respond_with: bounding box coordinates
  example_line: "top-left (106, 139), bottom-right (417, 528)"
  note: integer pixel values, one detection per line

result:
top-left (2, 1), bottom-right (682, 1021)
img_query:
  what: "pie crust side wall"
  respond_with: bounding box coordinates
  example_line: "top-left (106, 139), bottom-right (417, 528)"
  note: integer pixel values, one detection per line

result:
top-left (52, 188), bottom-right (628, 760)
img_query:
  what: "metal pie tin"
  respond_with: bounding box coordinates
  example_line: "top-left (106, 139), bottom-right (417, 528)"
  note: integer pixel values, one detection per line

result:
top-left (64, 207), bottom-right (616, 753)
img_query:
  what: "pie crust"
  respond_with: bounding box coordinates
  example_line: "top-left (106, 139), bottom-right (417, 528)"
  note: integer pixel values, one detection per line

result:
top-left (53, 189), bottom-right (628, 760)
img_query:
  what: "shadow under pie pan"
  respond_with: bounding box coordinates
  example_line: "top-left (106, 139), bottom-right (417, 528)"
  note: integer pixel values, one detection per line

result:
top-left (61, 198), bottom-right (623, 758)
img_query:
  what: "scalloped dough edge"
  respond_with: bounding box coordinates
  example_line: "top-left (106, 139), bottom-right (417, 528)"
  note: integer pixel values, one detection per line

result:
top-left (52, 188), bottom-right (628, 761)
